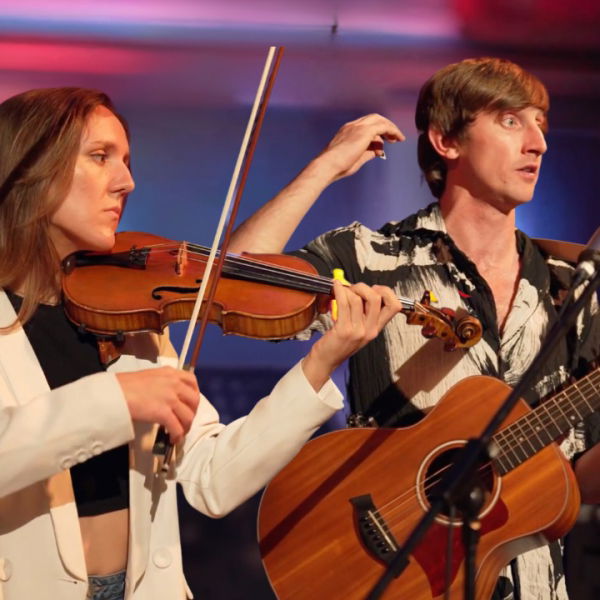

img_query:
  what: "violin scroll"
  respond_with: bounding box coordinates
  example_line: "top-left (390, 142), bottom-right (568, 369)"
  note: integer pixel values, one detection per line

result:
top-left (401, 290), bottom-right (482, 351)
top-left (454, 314), bottom-right (483, 346)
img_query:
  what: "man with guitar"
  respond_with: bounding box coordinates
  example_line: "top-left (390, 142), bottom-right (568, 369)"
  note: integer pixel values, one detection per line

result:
top-left (230, 57), bottom-right (600, 600)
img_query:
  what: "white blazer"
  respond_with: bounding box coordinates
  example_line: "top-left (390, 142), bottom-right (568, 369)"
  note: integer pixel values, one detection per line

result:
top-left (0, 290), bottom-right (342, 599)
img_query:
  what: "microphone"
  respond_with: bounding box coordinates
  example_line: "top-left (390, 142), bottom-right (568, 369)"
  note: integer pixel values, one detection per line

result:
top-left (573, 227), bottom-right (600, 287)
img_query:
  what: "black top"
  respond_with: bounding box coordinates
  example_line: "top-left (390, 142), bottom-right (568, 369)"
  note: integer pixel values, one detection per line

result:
top-left (7, 291), bottom-right (129, 516)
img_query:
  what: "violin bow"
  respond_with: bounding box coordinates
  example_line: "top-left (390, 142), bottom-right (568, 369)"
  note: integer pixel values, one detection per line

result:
top-left (153, 46), bottom-right (284, 471)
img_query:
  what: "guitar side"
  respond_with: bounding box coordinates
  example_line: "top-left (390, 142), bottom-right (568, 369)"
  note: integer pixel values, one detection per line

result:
top-left (258, 375), bottom-right (580, 599)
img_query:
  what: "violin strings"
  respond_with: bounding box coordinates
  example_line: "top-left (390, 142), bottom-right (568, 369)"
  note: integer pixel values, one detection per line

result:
top-left (180, 243), bottom-right (338, 292)
top-left (143, 243), bottom-right (337, 293)
top-left (141, 242), bottom-right (417, 309)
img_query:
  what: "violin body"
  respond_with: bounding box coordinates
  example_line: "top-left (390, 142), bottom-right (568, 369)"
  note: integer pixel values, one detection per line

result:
top-left (62, 231), bottom-right (326, 339)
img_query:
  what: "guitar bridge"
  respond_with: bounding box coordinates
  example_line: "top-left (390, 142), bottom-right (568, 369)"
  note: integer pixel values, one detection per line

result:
top-left (350, 494), bottom-right (399, 565)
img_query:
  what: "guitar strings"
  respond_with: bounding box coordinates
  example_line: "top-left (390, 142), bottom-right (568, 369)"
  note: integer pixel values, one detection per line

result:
top-left (380, 381), bottom-right (596, 524)
top-left (372, 375), bottom-right (599, 530)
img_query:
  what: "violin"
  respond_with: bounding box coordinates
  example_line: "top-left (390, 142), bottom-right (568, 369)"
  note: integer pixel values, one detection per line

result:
top-left (62, 231), bottom-right (483, 352)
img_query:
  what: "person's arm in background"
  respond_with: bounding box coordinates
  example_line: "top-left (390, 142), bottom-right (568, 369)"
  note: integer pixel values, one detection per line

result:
top-left (229, 114), bottom-right (404, 254)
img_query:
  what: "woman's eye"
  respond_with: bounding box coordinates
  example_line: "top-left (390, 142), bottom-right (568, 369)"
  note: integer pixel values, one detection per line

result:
top-left (91, 152), bottom-right (108, 163)
top-left (502, 116), bottom-right (517, 127)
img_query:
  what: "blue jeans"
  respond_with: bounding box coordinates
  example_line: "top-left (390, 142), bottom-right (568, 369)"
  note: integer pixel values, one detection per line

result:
top-left (86, 570), bottom-right (126, 600)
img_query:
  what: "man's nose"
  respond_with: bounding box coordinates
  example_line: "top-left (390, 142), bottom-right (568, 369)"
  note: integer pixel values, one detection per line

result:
top-left (525, 123), bottom-right (547, 156)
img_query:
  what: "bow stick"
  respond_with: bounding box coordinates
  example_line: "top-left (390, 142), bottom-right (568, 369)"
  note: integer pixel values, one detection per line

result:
top-left (153, 46), bottom-right (284, 471)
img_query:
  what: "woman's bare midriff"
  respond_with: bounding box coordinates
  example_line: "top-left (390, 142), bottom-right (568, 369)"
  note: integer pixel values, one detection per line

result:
top-left (79, 509), bottom-right (129, 576)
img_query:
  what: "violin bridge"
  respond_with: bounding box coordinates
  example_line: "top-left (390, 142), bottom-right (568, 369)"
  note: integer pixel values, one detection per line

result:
top-left (175, 241), bottom-right (188, 276)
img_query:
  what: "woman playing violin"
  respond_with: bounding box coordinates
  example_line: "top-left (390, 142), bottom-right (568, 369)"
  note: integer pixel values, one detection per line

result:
top-left (0, 88), bottom-right (403, 600)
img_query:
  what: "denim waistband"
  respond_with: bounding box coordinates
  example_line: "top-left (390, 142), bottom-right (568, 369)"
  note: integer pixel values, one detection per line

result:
top-left (87, 570), bottom-right (126, 600)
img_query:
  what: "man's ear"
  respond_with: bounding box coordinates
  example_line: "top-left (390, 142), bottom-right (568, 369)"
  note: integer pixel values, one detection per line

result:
top-left (428, 128), bottom-right (460, 160)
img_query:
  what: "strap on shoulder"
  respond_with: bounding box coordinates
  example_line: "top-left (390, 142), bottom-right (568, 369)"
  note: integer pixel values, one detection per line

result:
top-left (532, 237), bottom-right (584, 263)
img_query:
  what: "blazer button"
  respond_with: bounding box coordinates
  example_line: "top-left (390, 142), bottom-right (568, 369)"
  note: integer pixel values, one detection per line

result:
top-left (90, 442), bottom-right (104, 456)
top-left (59, 456), bottom-right (74, 470)
top-left (152, 548), bottom-right (172, 569)
top-left (76, 450), bottom-right (91, 463)
top-left (0, 557), bottom-right (13, 581)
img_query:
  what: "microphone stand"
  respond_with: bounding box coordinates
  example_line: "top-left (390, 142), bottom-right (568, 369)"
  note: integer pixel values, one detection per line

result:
top-left (366, 268), bottom-right (600, 600)
top-left (460, 484), bottom-right (484, 600)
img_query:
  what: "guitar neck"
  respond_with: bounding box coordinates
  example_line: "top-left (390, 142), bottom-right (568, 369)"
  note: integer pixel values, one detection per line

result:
top-left (492, 366), bottom-right (600, 476)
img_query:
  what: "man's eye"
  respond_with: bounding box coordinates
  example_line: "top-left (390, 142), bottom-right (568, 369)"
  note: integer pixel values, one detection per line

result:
top-left (502, 116), bottom-right (517, 127)
top-left (91, 152), bottom-right (107, 163)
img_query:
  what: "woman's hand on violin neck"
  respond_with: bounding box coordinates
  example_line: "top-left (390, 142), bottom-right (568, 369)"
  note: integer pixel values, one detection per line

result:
top-left (302, 281), bottom-right (402, 392)
top-left (116, 367), bottom-right (200, 445)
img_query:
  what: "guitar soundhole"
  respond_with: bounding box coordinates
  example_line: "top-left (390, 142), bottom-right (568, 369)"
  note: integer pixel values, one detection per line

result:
top-left (422, 445), bottom-right (497, 522)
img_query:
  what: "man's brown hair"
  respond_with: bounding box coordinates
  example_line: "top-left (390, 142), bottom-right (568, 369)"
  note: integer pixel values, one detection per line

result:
top-left (415, 57), bottom-right (549, 198)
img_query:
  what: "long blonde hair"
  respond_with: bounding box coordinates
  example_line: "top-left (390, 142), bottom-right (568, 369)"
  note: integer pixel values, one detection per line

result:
top-left (0, 87), bottom-right (128, 329)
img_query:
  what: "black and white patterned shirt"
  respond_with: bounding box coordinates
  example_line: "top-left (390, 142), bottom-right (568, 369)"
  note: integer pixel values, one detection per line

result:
top-left (291, 202), bottom-right (600, 600)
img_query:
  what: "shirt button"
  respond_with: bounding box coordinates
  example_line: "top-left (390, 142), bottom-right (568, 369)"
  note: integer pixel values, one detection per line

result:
top-left (152, 548), bottom-right (172, 569)
top-left (0, 557), bottom-right (13, 581)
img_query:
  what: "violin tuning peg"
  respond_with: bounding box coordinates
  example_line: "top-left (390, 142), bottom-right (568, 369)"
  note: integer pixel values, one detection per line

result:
top-left (421, 325), bottom-right (436, 338)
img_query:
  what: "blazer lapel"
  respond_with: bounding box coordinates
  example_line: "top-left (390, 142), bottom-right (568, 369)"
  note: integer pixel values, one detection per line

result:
top-left (46, 472), bottom-right (87, 581)
top-left (108, 349), bottom-right (161, 592)
top-left (125, 420), bottom-right (158, 591)
top-left (0, 292), bottom-right (51, 402)
top-left (0, 291), bottom-right (87, 581)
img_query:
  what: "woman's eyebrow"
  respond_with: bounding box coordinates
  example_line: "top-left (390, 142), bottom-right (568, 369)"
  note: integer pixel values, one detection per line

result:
top-left (85, 140), bottom-right (130, 160)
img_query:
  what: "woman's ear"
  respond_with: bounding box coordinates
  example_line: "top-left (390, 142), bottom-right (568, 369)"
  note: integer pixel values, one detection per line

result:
top-left (428, 128), bottom-right (460, 160)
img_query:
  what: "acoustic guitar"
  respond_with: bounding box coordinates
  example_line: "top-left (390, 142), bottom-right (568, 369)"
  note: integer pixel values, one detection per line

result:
top-left (258, 368), bottom-right (600, 599)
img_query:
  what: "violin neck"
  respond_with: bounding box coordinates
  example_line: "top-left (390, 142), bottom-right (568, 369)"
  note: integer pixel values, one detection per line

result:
top-left (222, 254), bottom-right (333, 295)
top-left (220, 252), bottom-right (415, 310)
top-left (186, 242), bottom-right (415, 308)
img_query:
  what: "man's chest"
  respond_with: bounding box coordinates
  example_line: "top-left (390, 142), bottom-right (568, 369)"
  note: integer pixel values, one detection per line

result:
top-left (477, 263), bottom-right (522, 333)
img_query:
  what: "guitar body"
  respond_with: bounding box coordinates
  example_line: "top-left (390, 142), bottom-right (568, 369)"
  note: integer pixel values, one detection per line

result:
top-left (258, 376), bottom-right (580, 599)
